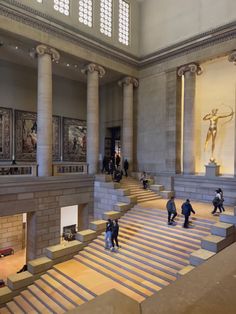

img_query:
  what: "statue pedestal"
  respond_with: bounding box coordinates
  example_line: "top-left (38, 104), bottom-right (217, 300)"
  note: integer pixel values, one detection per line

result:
top-left (205, 162), bottom-right (220, 178)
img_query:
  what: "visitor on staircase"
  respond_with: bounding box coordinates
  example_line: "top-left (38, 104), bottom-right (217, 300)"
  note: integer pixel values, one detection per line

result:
top-left (211, 190), bottom-right (222, 214)
top-left (181, 199), bottom-right (196, 228)
top-left (123, 159), bottom-right (129, 177)
top-left (111, 219), bottom-right (120, 252)
top-left (218, 188), bottom-right (225, 212)
top-left (114, 166), bottom-right (123, 182)
top-left (166, 196), bottom-right (177, 225)
top-left (140, 172), bottom-right (149, 189)
top-left (104, 219), bottom-right (113, 249)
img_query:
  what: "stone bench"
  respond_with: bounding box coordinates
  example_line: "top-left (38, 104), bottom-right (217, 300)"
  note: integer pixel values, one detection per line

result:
top-left (201, 234), bottom-right (235, 253)
top-left (190, 248), bottom-right (216, 266)
top-left (27, 256), bottom-right (53, 275)
top-left (89, 220), bottom-right (107, 233)
top-left (113, 202), bottom-right (132, 212)
top-left (7, 271), bottom-right (34, 291)
top-left (45, 240), bottom-right (83, 264)
top-left (211, 222), bottom-right (235, 237)
top-left (102, 211), bottom-right (122, 220)
top-left (75, 229), bottom-right (97, 243)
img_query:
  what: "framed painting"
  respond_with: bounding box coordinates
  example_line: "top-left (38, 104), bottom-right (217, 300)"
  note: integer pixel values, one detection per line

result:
top-left (63, 117), bottom-right (87, 162)
top-left (15, 110), bottom-right (60, 161)
top-left (0, 107), bottom-right (12, 160)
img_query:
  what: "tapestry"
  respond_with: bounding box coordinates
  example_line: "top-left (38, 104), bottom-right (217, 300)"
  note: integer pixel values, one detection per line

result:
top-left (15, 110), bottom-right (60, 161)
top-left (63, 117), bottom-right (87, 162)
top-left (0, 107), bottom-right (12, 160)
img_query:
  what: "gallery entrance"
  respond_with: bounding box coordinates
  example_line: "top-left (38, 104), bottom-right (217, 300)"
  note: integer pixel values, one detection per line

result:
top-left (104, 127), bottom-right (121, 158)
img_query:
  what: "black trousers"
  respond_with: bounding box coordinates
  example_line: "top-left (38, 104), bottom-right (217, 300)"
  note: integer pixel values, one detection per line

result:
top-left (112, 234), bottom-right (119, 247)
top-left (212, 205), bottom-right (222, 214)
top-left (168, 211), bottom-right (177, 222)
top-left (183, 215), bottom-right (189, 227)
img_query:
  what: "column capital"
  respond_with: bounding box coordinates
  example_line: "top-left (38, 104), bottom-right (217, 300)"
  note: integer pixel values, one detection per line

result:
top-left (81, 63), bottom-right (105, 78)
top-left (228, 50), bottom-right (236, 65)
top-left (177, 63), bottom-right (202, 76)
top-left (118, 76), bottom-right (139, 88)
top-left (35, 44), bottom-right (60, 61)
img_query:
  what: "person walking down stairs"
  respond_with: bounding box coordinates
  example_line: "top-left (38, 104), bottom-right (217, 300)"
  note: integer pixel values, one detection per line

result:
top-left (181, 199), bottom-right (196, 228)
top-left (111, 219), bottom-right (120, 252)
top-left (104, 219), bottom-right (113, 249)
top-left (140, 172), bottom-right (149, 189)
top-left (166, 196), bottom-right (177, 225)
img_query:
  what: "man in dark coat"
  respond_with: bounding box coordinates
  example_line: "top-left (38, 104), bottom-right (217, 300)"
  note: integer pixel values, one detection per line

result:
top-left (111, 219), bottom-right (120, 251)
top-left (166, 196), bottom-right (177, 225)
top-left (181, 199), bottom-right (195, 228)
top-left (124, 159), bottom-right (129, 177)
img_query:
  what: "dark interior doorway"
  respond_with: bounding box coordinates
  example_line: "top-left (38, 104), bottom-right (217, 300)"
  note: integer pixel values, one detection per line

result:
top-left (105, 127), bottom-right (121, 158)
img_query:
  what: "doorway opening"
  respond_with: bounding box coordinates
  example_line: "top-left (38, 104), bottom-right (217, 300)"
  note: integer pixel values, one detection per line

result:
top-left (104, 126), bottom-right (121, 158)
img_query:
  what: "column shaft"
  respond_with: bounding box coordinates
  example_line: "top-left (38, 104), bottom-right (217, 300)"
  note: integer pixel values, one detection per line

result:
top-left (37, 53), bottom-right (53, 176)
top-left (183, 71), bottom-right (196, 174)
top-left (87, 70), bottom-right (99, 174)
top-left (123, 83), bottom-right (134, 171)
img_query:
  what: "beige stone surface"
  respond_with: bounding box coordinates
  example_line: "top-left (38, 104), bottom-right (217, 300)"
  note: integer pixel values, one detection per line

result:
top-left (7, 271), bottom-right (34, 291)
top-left (76, 230), bottom-right (97, 242)
top-left (27, 257), bottom-right (53, 275)
top-left (45, 240), bottom-right (83, 260)
top-left (0, 287), bottom-right (13, 305)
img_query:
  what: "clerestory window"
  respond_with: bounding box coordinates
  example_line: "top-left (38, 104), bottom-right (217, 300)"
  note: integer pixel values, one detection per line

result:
top-left (118, 0), bottom-right (129, 46)
top-left (100, 0), bottom-right (112, 37)
top-left (78, 0), bottom-right (93, 28)
top-left (53, 0), bottom-right (70, 16)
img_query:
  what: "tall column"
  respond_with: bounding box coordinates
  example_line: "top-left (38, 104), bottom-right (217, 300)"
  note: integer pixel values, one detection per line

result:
top-left (228, 51), bottom-right (236, 176)
top-left (82, 64), bottom-right (105, 174)
top-left (178, 63), bottom-right (202, 174)
top-left (36, 45), bottom-right (60, 176)
top-left (118, 77), bottom-right (139, 171)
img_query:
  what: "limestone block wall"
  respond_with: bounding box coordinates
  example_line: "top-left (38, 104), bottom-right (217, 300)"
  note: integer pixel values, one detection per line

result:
top-left (0, 214), bottom-right (23, 252)
top-left (0, 176), bottom-right (94, 261)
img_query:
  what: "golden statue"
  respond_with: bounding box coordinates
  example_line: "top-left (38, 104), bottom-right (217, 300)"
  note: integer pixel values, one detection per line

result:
top-left (203, 107), bottom-right (234, 163)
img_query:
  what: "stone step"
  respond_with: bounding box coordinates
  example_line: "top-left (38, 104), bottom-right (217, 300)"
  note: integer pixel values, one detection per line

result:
top-left (201, 234), bottom-right (235, 253)
top-left (73, 255), bottom-right (146, 302)
top-left (150, 185), bottom-right (164, 192)
top-left (75, 229), bottom-right (97, 243)
top-left (83, 246), bottom-right (169, 288)
top-left (190, 248), bottom-right (216, 266)
top-left (75, 251), bottom-right (158, 295)
top-left (117, 195), bottom-right (137, 204)
top-left (47, 269), bottom-right (95, 301)
top-left (41, 274), bottom-right (84, 306)
top-left (220, 212), bottom-right (236, 225)
top-left (89, 220), bottom-right (107, 233)
top-left (95, 181), bottom-right (121, 189)
top-left (177, 265), bottom-right (195, 277)
top-left (6, 301), bottom-right (24, 314)
top-left (120, 213), bottom-right (209, 240)
top-left (28, 284), bottom-right (64, 313)
top-left (113, 202), bottom-right (132, 212)
top-left (118, 225), bottom-right (200, 253)
top-left (211, 222), bottom-right (235, 237)
top-left (119, 218), bottom-right (202, 246)
top-left (0, 307), bottom-right (11, 314)
top-left (89, 241), bottom-right (178, 281)
top-left (35, 278), bottom-right (75, 311)
top-left (102, 211), bottom-right (122, 220)
top-left (160, 190), bottom-right (174, 199)
top-left (14, 294), bottom-right (39, 314)
top-left (21, 290), bottom-right (49, 313)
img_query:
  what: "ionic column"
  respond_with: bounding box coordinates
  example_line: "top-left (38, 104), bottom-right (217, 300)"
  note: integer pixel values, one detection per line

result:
top-left (36, 44), bottom-right (60, 176)
top-left (228, 51), bottom-right (236, 176)
top-left (178, 63), bottom-right (202, 174)
top-left (118, 77), bottom-right (139, 171)
top-left (82, 64), bottom-right (105, 174)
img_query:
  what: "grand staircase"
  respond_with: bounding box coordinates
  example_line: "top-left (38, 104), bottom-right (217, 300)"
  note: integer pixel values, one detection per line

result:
top-left (120, 177), bottom-right (161, 203)
top-left (1, 206), bottom-right (215, 313)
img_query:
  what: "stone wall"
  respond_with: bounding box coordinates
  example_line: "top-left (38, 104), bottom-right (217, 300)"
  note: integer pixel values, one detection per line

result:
top-left (0, 175), bottom-right (94, 261)
top-left (0, 214), bottom-right (23, 252)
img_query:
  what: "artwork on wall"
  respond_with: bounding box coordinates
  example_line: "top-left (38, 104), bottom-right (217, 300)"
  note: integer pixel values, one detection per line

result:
top-left (15, 110), bottom-right (60, 161)
top-left (63, 117), bottom-right (87, 162)
top-left (0, 107), bottom-right (12, 160)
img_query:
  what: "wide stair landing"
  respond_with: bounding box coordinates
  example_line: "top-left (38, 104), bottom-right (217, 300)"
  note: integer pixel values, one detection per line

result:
top-left (120, 177), bottom-right (161, 203)
top-left (1, 206), bottom-right (215, 313)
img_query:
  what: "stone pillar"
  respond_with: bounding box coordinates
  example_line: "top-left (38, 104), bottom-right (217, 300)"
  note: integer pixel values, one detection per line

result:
top-left (82, 64), bottom-right (105, 174)
top-left (36, 45), bottom-right (60, 176)
top-left (228, 51), bottom-right (236, 176)
top-left (118, 77), bottom-right (139, 171)
top-left (178, 63), bottom-right (202, 174)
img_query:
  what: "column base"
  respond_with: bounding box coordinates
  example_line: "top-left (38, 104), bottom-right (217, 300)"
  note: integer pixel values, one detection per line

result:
top-left (205, 162), bottom-right (220, 178)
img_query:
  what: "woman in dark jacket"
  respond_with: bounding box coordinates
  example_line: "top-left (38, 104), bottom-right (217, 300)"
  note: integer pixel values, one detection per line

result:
top-left (111, 219), bottom-right (120, 251)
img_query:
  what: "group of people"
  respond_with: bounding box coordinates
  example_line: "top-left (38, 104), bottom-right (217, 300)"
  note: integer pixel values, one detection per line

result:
top-left (102, 153), bottom-right (129, 182)
top-left (104, 218), bottom-right (120, 252)
top-left (212, 188), bottom-right (225, 214)
top-left (166, 197), bottom-right (195, 228)
top-left (166, 187), bottom-right (226, 227)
